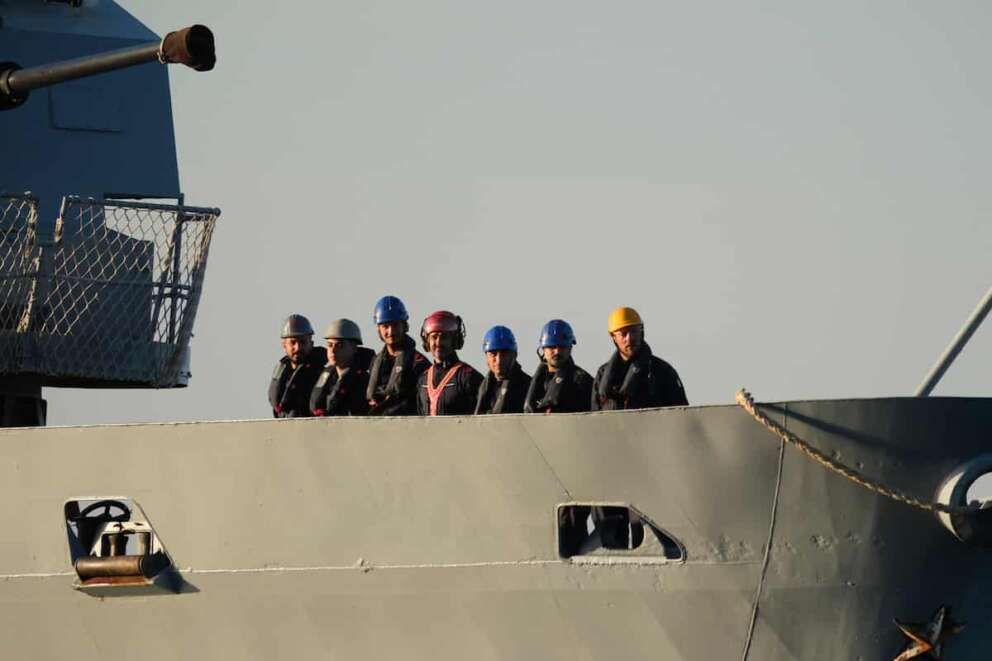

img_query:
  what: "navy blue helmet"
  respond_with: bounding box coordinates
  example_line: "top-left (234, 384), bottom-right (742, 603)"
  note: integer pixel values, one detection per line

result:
top-left (482, 325), bottom-right (517, 353)
top-left (373, 295), bottom-right (409, 324)
top-left (538, 319), bottom-right (576, 351)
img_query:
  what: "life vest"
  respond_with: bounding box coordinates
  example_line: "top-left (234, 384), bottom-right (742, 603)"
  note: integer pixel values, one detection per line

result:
top-left (268, 347), bottom-right (326, 417)
top-left (474, 363), bottom-right (530, 414)
top-left (268, 359), bottom-right (292, 415)
top-left (366, 336), bottom-right (426, 413)
top-left (425, 363), bottom-right (465, 416)
top-left (524, 361), bottom-right (576, 413)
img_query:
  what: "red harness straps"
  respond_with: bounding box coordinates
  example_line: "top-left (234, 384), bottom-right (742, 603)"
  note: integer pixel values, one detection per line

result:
top-left (426, 363), bottom-right (463, 416)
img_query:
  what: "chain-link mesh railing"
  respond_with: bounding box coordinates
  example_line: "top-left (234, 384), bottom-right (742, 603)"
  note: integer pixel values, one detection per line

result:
top-left (0, 194), bottom-right (41, 372)
top-left (0, 195), bottom-right (219, 387)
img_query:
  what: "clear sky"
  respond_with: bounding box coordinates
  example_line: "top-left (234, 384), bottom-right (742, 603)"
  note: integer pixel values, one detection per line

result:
top-left (46, 1), bottom-right (992, 425)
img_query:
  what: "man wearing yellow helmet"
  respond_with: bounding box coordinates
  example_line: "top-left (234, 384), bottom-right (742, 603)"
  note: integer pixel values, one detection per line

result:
top-left (592, 307), bottom-right (687, 410)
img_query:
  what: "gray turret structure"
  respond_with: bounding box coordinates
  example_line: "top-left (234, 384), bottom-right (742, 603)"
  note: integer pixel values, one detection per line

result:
top-left (0, 0), bottom-right (194, 221)
top-left (0, 1), bottom-right (218, 424)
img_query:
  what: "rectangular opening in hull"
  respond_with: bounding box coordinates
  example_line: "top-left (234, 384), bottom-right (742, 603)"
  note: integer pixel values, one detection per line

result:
top-left (557, 503), bottom-right (684, 563)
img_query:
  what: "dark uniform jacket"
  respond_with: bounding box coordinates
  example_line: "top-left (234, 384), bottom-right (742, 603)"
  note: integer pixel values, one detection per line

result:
top-left (268, 346), bottom-right (327, 418)
top-left (309, 346), bottom-right (376, 417)
top-left (523, 359), bottom-right (594, 414)
top-left (592, 342), bottom-right (688, 411)
top-left (417, 353), bottom-right (483, 416)
top-left (474, 362), bottom-right (531, 414)
top-left (366, 335), bottom-right (430, 416)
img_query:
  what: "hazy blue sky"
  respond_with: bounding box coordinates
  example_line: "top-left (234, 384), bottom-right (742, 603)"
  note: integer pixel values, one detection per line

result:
top-left (47, 1), bottom-right (992, 425)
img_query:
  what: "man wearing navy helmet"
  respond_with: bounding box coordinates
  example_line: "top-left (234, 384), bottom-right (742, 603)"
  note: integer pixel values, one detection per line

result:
top-left (474, 325), bottom-right (531, 414)
top-left (524, 319), bottom-right (593, 414)
top-left (366, 295), bottom-right (429, 415)
top-left (417, 310), bottom-right (483, 416)
top-left (268, 314), bottom-right (327, 418)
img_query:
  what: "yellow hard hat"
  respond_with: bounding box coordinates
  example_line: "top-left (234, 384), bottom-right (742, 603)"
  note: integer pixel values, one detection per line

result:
top-left (607, 306), bottom-right (643, 334)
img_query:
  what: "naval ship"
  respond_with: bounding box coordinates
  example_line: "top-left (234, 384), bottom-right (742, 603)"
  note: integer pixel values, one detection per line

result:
top-left (1, 2), bottom-right (990, 659)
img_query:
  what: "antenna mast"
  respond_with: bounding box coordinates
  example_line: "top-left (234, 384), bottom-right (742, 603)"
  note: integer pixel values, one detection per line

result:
top-left (915, 285), bottom-right (992, 396)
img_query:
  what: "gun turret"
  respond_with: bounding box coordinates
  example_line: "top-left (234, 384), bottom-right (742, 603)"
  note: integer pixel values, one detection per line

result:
top-left (0, 24), bottom-right (214, 110)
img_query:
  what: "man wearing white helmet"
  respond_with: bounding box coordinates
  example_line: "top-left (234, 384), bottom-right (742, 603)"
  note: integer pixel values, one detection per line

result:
top-left (310, 319), bottom-right (376, 417)
top-left (268, 314), bottom-right (327, 418)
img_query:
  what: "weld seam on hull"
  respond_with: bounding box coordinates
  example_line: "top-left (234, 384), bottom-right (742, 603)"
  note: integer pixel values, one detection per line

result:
top-left (186, 560), bottom-right (563, 574)
top-left (740, 433), bottom-right (786, 661)
top-left (0, 558), bottom-right (761, 581)
top-left (521, 424), bottom-right (573, 500)
top-left (0, 571), bottom-right (75, 579)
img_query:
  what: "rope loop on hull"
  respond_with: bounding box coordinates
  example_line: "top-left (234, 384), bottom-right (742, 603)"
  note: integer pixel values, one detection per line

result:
top-left (735, 389), bottom-right (978, 516)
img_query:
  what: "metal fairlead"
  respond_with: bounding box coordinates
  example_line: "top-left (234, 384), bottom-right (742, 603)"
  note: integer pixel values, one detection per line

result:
top-left (935, 454), bottom-right (992, 547)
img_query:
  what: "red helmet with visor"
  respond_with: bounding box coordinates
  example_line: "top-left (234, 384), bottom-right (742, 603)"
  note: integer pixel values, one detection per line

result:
top-left (420, 310), bottom-right (465, 351)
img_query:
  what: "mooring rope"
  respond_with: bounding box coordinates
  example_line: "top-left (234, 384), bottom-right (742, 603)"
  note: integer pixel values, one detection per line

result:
top-left (735, 389), bottom-right (977, 515)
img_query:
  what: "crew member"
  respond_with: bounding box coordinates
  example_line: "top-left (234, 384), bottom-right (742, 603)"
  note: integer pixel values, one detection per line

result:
top-left (474, 325), bottom-right (531, 414)
top-left (310, 319), bottom-right (376, 416)
top-left (592, 306), bottom-right (688, 410)
top-left (366, 295), bottom-right (429, 415)
top-left (417, 310), bottom-right (483, 416)
top-left (524, 319), bottom-right (593, 414)
top-left (268, 314), bottom-right (327, 418)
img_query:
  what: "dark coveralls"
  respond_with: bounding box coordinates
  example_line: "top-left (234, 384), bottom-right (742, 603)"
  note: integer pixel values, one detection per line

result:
top-left (474, 362), bottom-right (531, 414)
top-left (417, 354), bottom-right (483, 416)
top-left (523, 359), bottom-right (594, 414)
top-left (591, 343), bottom-right (688, 410)
top-left (268, 346), bottom-right (327, 418)
top-left (309, 346), bottom-right (376, 416)
top-left (366, 335), bottom-right (430, 416)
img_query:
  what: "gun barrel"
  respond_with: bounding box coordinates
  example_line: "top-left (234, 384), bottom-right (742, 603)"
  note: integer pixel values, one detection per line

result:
top-left (0, 25), bottom-right (214, 109)
top-left (5, 42), bottom-right (159, 96)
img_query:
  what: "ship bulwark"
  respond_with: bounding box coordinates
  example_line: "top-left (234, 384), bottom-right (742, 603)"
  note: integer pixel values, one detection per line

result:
top-left (0, 399), bottom-right (990, 660)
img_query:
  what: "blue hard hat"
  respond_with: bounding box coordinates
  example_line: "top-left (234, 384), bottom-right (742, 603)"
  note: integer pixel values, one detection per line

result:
top-left (538, 319), bottom-right (576, 349)
top-left (373, 295), bottom-right (409, 324)
top-left (482, 325), bottom-right (517, 353)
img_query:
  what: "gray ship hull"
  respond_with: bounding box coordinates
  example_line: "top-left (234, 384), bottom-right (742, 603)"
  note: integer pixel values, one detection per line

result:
top-left (2, 398), bottom-right (989, 659)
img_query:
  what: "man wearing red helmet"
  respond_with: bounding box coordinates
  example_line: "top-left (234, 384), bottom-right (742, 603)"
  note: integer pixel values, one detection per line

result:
top-left (416, 310), bottom-right (483, 416)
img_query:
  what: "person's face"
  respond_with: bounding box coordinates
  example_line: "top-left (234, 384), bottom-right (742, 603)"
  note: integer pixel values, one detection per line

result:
top-left (542, 345), bottom-right (571, 369)
top-left (326, 338), bottom-right (357, 368)
top-left (282, 335), bottom-right (313, 365)
top-left (378, 320), bottom-right (405, 346)
top-left (611, 325), bottom-right (644, 360)
top-left (486, 349), bottom-right (515, 379)
top-left (428, 331), bottom-right (455, 361)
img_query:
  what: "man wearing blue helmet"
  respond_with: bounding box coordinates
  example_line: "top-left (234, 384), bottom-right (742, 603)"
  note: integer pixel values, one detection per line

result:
top-left (474, 325), bottom-right (531, 414)
top-left (524, 319), bottom-right (593, 414)
top-left (366, 295), bottom-right (429, 415)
